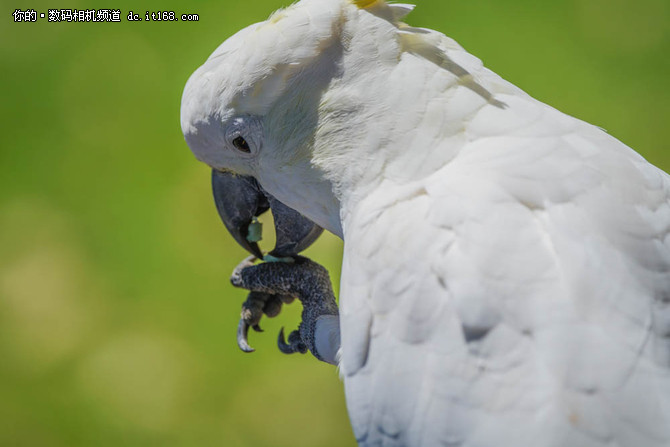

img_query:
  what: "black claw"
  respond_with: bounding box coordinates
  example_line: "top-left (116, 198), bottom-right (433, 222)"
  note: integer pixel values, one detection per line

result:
top-left (237, 317), bottom-right (255, 353)
top-left (278, 327), bottom-right (300, 354)
top-left (277, 327), bottom-right (307, 355)
top-left (252, 324), bottom-right (263, 333)
top-left (277, 327), bottom-right (291, 354)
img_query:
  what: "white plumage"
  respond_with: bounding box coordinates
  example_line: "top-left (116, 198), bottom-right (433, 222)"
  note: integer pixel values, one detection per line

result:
top-left (181, 0), bottom-right (670, 445)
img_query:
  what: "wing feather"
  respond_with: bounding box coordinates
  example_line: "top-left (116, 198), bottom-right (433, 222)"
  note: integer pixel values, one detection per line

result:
top-left (340, 87), bottom-right (670, 447)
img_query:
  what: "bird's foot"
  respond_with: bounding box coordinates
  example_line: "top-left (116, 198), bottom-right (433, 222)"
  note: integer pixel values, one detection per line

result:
top-left (236, 289), bottom-right (296, 352)
top-left (231, 255), bottom-right (339, 363)
top-left (233, 256), bottom-right (297, 352)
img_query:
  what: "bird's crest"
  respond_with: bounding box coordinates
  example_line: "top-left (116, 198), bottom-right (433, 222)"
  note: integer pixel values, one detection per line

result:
top-left (352, 0), bottom-right (381, 8)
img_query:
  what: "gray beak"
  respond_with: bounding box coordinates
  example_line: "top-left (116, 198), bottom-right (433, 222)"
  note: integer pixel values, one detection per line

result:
top-left (211, 170), bottom-right (323, 259)
top-left (212, 170), bottom-right (268, 259)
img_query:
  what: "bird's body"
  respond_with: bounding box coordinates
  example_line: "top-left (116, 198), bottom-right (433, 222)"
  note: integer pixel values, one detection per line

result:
top-left (181, 1), bottom-right (670, 445)
top-left (340, 101), bottom-right (670, 446)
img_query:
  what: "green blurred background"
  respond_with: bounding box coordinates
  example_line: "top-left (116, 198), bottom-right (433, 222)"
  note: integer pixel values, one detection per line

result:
top-left (1, 0), bottom-right (668, 445)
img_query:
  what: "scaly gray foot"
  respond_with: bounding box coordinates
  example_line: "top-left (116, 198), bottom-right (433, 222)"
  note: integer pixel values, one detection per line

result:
top-left (231, 255), bottom-right (339, 363)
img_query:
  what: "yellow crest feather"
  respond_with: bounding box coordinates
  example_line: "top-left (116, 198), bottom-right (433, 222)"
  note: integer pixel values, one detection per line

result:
top-left (352, 0), bottom-right (383, 9)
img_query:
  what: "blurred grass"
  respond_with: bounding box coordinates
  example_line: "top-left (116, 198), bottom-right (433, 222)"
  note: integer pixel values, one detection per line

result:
top-left (0, 0), bottom-right (668, 446)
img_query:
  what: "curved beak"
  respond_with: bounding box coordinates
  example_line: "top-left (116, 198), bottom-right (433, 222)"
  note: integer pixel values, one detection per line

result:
top-left (211, 170), bottom-right (323, 259)
top-left (265, 194), bottom-right (324, 258)
top-left (212, 170), bottom-right (268, 259)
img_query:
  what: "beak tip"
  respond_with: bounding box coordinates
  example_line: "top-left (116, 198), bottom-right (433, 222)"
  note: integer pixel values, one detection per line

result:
top-left (247, 241), bottom-right (264, 260)
top-left (212, 169), bottom-right (322, 260)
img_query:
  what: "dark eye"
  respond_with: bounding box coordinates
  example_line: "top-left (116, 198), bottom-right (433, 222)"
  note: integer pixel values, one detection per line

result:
top-left (232, 136), bottom-right (251, 153)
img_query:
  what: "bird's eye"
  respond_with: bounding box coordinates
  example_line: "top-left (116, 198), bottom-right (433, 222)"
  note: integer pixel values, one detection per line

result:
top-left (232, 136), bottom-right (251, 153)
top-left (225, 116), bottom-right (261, 156)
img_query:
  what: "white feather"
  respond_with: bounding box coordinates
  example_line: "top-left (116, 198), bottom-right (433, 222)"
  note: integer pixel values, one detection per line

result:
top-left (180, 1), bottom-right (670, 445)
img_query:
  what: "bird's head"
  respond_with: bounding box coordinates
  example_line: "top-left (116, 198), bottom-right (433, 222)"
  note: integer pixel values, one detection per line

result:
top-left (181, 0), bottom-right (360, 235)
top-left (181, 0), bottom-right (417, 239)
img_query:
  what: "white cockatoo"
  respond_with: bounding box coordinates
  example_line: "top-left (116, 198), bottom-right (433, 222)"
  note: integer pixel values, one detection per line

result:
top-left (180, 0), bottom-right (670, 445)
